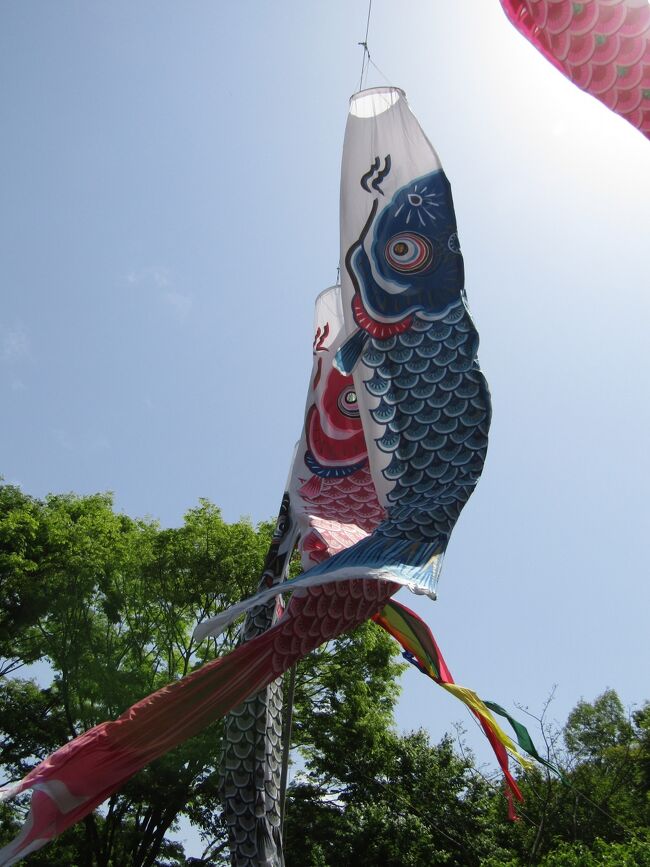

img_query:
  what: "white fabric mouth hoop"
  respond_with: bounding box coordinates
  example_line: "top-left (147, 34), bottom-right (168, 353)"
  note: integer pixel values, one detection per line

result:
top-left (349, 86), bottom-right (405, 118)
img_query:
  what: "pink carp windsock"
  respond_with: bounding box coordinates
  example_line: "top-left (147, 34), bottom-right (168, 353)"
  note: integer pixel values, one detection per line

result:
top-left (500, 0), bottom-right (650, 139)
top-left (196, 86), bottom-right (491, 640)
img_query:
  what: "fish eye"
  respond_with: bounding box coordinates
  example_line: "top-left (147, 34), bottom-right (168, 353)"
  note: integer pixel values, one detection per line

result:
top-left (338, 386), bottom-right (360, 418)
top-left (385, 232), bottom-right (434, 273)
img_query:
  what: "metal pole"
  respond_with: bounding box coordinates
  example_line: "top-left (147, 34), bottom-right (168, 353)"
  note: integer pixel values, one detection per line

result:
top-left (279, 663), bottom-right (297, 837)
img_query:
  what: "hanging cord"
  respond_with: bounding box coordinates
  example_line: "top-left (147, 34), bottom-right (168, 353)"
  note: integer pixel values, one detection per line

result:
top-left (358, 0), bottom-right (373, 90)
top-left (357, 2), bottom-right (395, 92)
top-left (368, 56), bottom-right (394, 87)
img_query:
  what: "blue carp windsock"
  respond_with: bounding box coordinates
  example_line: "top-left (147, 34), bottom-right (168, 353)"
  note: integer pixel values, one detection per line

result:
top-left (331, 86), bottom-right (491, 593)
top-left (195, 86), bottom-right (491, 639)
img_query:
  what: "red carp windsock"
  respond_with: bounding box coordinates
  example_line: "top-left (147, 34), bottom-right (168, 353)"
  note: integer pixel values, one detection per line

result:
top-left (220, 286), bottom-right (382, 867)
top-left (291, 284), bottom-right (385, 564)
top-left (500, 0), bottom-right (650, 139)
top-left (202, 274), bottom-right (535, 824)
top-left (196, 86), bottom-right (491, 641)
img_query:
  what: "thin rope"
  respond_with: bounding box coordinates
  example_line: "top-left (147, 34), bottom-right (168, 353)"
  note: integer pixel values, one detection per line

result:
top-left (358, 0), bottom-right (373, 90)
top-left (279, 663), bottom-right (297, 836)
top-left (368, 56), bottom-right (394, 87)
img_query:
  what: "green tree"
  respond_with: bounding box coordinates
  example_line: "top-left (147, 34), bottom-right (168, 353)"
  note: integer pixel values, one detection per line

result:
top-left (493, 690), bottom-right (650, 865)
top-left (284, 725), bottom-right (509, 867)
top-left (539, 834), bottom-right (650, 866)
top-left (0, 485), bottom-right (270, 865)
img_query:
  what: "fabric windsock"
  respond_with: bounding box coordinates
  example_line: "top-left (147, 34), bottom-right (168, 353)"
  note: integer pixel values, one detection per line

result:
top-left (196, 86), bottom-right (492, 640)
top-left (500, 0), bottom-right (650, 139)
top-left (288, 284), bottom-right (384, 568)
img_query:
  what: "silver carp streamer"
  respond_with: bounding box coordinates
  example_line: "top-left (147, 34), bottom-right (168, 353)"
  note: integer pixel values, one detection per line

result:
top-left (222, 494), bottom-right (296, 867)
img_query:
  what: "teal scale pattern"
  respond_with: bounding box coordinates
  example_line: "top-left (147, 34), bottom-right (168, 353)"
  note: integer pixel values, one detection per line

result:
top-left (363, 302), bottom-right (491, 546)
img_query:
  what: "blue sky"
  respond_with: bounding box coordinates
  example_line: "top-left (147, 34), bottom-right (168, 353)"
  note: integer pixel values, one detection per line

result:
top-left (2, 0), bottom-right (649, 851)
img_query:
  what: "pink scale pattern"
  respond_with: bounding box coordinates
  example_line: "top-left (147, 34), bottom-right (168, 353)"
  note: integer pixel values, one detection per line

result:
top-left (501, 0), bottom-right (650, 138)
top-left (298, 467), bottom-right (386, 563)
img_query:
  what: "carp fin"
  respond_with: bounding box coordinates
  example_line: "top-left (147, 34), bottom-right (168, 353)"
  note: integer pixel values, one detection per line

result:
top-left (334, 329), bottom-right (368, 375)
